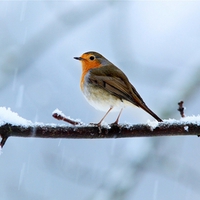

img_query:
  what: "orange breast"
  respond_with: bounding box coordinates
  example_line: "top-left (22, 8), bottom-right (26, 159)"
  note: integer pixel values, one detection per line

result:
top-left (80, 59), bottom-right (101, 91)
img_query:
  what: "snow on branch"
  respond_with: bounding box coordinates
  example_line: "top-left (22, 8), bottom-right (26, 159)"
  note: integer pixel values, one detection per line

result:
top-left (0, 107), bottom-right (200, 148)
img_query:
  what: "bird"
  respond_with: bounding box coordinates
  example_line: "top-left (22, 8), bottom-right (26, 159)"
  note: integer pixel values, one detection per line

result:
top-left (74, 51), bottom-right (163, 126)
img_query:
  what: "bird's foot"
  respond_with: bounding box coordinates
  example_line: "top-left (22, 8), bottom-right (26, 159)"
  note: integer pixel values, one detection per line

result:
top-left (89, 122), bottom-right (102, 133)
top-left (110, 118), bottom-right (121, 127)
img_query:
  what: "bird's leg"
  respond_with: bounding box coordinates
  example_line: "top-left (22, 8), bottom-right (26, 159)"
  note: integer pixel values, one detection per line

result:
top-left (111, 108), bottom-right (123, 126)
top-left (90, 107), bottom-right (113, 127)
top-left (97, 107), bottom-right (113, 126)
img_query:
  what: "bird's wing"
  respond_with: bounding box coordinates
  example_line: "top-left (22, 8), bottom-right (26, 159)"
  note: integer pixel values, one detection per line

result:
top-left (89, 66), bottom-right (145, 107)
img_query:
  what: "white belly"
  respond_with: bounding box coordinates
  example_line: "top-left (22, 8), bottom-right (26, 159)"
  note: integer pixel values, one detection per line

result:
top-left (84, 88), bottom-right (125, 112)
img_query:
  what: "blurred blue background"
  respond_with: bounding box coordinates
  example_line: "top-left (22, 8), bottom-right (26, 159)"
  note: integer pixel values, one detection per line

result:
top-left (1, 1), bottom-right (200, 200)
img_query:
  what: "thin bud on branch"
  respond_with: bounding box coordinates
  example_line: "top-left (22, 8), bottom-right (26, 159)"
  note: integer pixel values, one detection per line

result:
top-left (178, 101), bottom-right (185, 118)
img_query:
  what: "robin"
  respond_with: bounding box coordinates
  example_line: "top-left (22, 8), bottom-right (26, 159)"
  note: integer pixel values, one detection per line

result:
top-left (74, 51), bottom-right (163, 126)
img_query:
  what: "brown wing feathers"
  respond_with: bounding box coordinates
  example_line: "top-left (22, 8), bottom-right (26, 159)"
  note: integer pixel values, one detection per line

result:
top-left (89, 66), bottom-right (144, 106)
top-left (89, 75), bottom-right (138, 105)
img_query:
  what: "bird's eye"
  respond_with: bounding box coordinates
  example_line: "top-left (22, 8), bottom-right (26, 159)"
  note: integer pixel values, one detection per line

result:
top-left (89, 56), bottom-right (95, 60)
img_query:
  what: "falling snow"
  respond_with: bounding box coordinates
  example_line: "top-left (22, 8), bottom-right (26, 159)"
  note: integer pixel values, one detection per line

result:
top-left (1, 2), bottom-right (200, 200)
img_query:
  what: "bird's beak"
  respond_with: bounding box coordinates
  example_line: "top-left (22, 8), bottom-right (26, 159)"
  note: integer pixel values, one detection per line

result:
top-left (74, 56), bottom-right (83, 61)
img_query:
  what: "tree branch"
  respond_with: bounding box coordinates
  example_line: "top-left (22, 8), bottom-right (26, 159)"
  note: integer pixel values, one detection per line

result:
top-left (1, 121), bottom-right (200, 148)
top-left (0, 105), bottom-right (200, 148)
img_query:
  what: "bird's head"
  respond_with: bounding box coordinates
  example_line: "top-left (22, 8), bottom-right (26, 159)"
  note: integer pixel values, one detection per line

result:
top-left (74, 51), bottom-right (110, 71)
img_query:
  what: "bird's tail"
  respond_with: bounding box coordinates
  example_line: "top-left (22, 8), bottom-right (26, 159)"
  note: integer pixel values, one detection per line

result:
top-left (141, 104), bottom-right (163, 122)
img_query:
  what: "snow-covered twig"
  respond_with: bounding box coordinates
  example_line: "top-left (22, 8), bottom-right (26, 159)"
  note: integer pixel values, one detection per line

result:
top-left (52, 109), bottom-right (82, 125)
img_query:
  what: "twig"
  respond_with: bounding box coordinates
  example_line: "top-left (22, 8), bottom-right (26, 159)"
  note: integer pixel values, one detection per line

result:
top-left (178, 101), bottom-right (185, 118)
top-left (52, 113), bottom-right (82, 125)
